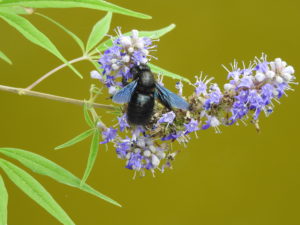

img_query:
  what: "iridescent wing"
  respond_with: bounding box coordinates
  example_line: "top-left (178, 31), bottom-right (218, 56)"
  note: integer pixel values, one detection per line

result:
top-left (112, 80), bottom-right (138, 104)
top-left (155, 83), bottom-right (190, 110)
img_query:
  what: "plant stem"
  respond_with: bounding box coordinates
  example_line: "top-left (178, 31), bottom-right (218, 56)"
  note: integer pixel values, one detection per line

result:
top-left (26, 56), bottom-right (88, 90)
top-left (0, 84), bottom-right (115, 110)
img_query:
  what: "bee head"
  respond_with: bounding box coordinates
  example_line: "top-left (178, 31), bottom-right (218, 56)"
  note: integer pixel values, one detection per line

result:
top-left (130, 64), bottom-right (151, 80)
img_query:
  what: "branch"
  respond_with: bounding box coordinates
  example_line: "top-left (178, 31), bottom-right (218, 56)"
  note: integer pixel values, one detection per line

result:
top-left (26, 56), bottom-right (88, 90)
top-left (0, 84), bottom-right (115, 110)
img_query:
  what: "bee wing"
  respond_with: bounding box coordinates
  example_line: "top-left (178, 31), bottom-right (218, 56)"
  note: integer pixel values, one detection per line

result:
top-left (155, 83), bottom-right (190, 110)
top-left (112, 80), bottom-right (138, 104)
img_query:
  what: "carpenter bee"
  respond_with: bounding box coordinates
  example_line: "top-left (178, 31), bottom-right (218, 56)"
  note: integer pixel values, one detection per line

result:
top-left (112, 64), bottom-right (189, 125)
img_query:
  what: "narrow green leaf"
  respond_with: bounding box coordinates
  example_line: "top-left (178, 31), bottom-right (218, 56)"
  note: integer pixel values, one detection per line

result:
top-left (0, 176), bottom-right (8, 225)
top-left (0, 159), bottom-right (75, 225)
top-left (86, 12), bottom-right (112, 53)
top-left (0, 6), bottom-right (31, 14)
top-left (0, 50), bottom-right (12, 64)
top-left (92, 23), bottom-right (176, 54)
top-left (139, 23), bottom-right (176, 39)
top-left (55, 129), bottom-right (95, 150)
top-left (0, 12), bottom-right (83, 78)
top-left (0, 148), bottom-right (121, 207)
top-left (81, 130), bottom-right (100, 186)
top-left (35, 12), bottom-right (85, 52)
top-left (0, 0), bottom-right (151, 19)
top-left (83, 102), bottom-right (95, 128)
top-left (148, 63), bottom-right (191, 84)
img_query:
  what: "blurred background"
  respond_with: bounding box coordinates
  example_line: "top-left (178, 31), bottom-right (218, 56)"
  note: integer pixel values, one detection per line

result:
top-left (1, 0), bottom-right (300, 224)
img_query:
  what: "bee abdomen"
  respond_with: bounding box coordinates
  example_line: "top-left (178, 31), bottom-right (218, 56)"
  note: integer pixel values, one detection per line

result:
top-left (127, 92), bottom-right (154, 125)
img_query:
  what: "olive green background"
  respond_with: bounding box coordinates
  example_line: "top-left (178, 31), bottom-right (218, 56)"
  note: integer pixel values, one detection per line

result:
top-left (1, 0), bottom-right (300, 224)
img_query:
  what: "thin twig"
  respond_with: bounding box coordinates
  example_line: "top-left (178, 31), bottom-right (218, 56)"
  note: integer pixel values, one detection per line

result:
top-left (26, 56), bottom-right (88, 90)
top-left (0, 84), bottom-right (115, 110)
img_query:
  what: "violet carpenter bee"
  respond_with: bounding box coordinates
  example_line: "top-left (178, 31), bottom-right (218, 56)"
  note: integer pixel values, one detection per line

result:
top-left (112, 64), bottom-right (189, 125)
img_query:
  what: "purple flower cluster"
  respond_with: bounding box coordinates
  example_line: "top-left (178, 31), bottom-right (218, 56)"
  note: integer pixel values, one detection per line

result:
top-left (90, 29), bottom-right (296, 177)
top-left (115, 129), bottom-right (176, 176)
top-left (91, 29), bottom-right (155, 95)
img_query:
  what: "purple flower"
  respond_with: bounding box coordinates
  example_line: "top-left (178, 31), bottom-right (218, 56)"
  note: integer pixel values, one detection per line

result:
top-left (231, 100), bottom-right (249, 121)
top-left (161, 131), bottom-right (183, 141)
top-left (254, 61), bottom-right (269, 73)
top-left (204, 86), bottom-right (223, 110)
top-left (261, 84), bottom-right (274, 105)
top-left (184, 119), bottom-right (199, 134)
top-left (98, 46), bottom-right (122, 75)
top-left (240, 68), bottom-right (253, 76)
top-left (126, 151), bottom-right (143, 170)
top-left (116, 138), bottom-right (131, 158)
top-left (158, 111), bottom-right (176, 124)
top-left (237, 76), bottom-right (253, 89)
top-left (202, 116), bottom-right (220, 130)
top-left (118, 114), bottom-right (130, 131)
top-left (227, 70), bottom-right (241, 80)
top-left (276, 82), bottom-right (288, 98)
top-left (248, 90), bottom-right (264, 110)
top-left (195, 81), bottom-right (207, 95)
top-left (100, 127), bottom-right (117, 144)
top-left (132, 50), bottom-right (148, 64)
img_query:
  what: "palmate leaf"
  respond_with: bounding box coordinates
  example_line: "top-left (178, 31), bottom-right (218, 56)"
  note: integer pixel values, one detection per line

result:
top-left (35, 12), bottom-right (85, 52)
top-left (81, 129), bottom-right (100, 186)
top-left (0, 159), bottom-right (75, 225)
top-left (0, 176), bottom-right (8, 225)
top-left (86, 12), bottom-right (112, 53)
top-left (0, 50), bottom-right (12, 64)
top-left (0, 11), bottom-right (83, 78)
top-left (149, 63), bottom-right (191, 84)
top-left (55, 129), bottom-right (95, 150)
top-left (91, 23), bottom-right (176, 54)
top-left (0, 148), bottom-right (121, 207)
top-left (0, 0), bottom-right (151, 19)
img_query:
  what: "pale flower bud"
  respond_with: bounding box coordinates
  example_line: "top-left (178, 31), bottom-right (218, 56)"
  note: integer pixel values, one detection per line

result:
top-left (143, 150), bottom-right (151, 157)
top-left (266, 71), bottom-right (275, 79)
top-left (255, 72), bottom-right (266, 82)
top-left (151, 155), bottom-right (160, 167)
top-left (119, 36), bottom-right (132, 47)
top-left (90, 70), bottom-right (101, 79)
top-left (276, 76), bottom-right (283, 84)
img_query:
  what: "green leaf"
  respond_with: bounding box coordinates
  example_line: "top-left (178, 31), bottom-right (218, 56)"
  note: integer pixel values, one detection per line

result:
top-left (91, 23), bottom-right (176, 54)
top-left (0, 0), bottom-right (151, 19)
top-left (139, 23), bottom-right (176, 39)
top-left (86, 12), bottom-right (112, 53)
top-left (0, 6), bottom-right (31, 14)
top-left (81, 129), bottom-right (100, 186)
top-left (55, 129), bottom-right (95, 150)
top-left (0, 148), bottom-right (121, 207)
top-left (0, 50), bottom-right (12, 64)
top-left (35, 12), bottom-right (85, 52)
top-left (148, 63), bottom-right (191, 84)
top-left (84, 102), bottom-right (95, 128)
top-left (0, 176), bottom-right (8, 225)
top-left (0, 159), bottom-right (75, 225)
top-left (0, 12), bottom-right (83, 78)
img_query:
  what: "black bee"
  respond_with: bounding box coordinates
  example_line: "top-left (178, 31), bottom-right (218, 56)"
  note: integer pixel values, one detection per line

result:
top-left (112, 64), bottom-right (189, 125)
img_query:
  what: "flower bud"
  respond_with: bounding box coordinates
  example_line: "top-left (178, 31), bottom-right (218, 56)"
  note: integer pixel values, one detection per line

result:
top-left (266, 71), bottom-right (275, 79)
top-left (143, 150), bottom-right (151, 157)
top-left (151, 155), bottom-right (160, 167)
top-left (255, 72), bottom-right (266, 82)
